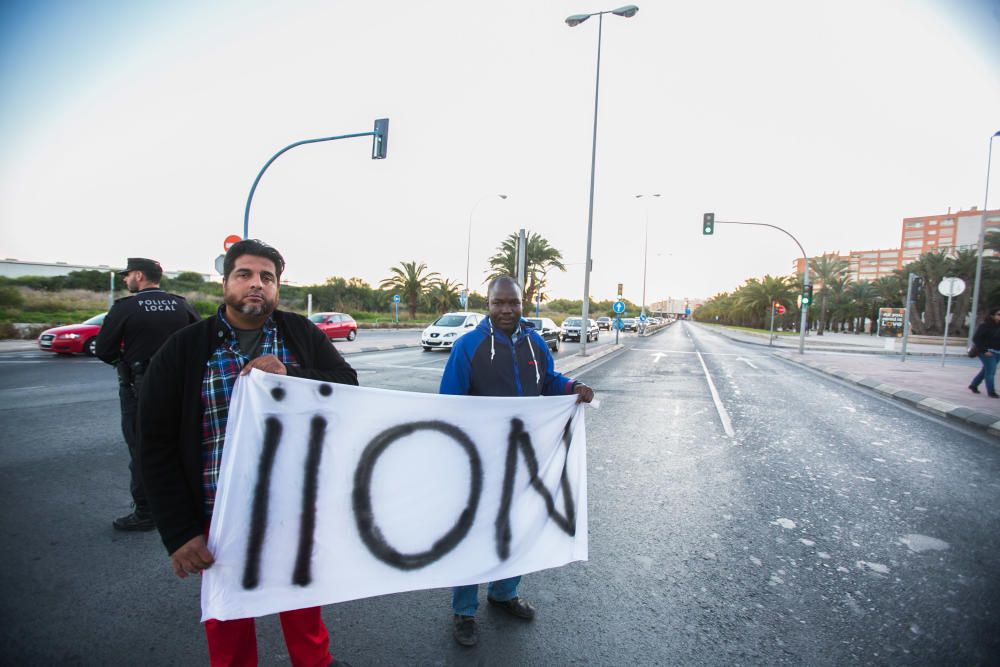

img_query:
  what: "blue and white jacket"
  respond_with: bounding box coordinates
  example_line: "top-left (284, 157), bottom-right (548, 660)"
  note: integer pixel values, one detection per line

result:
top-left (440, 317), bottom-right (576, 397)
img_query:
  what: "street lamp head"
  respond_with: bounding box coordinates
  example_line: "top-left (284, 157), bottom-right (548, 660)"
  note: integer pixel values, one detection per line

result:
top-left (498, 194), bottom-right (508, 199)
top-left (611, 4), bottom-right (639, 17)
top-left (993, 130), bottom-right (1000, 137)
top-left (566, 13), bottom-right (591, 26)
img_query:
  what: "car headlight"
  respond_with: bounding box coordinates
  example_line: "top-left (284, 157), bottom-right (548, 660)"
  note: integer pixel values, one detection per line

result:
top-left (59, 333), bottom-right (81, 339)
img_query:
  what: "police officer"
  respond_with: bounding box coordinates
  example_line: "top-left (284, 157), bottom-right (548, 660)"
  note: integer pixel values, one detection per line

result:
top-left (96, 258), bottom-right (199, 531)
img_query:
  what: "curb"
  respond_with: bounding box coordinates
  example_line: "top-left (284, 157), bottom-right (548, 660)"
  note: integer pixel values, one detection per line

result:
top-left (555, 343), bottom-right (625, 375)
top-left (344, 342), bottom-right (421, 355)
top-left (774, 352), bottom-right (1000, 437)
top-left (701, 325), bottom-right (966, 358)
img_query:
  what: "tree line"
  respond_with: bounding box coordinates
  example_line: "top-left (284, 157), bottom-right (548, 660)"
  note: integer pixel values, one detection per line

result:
top-left (1, 231), bottom-right (642, 321)
top-left (694, 239), bottom-right (1000, 337)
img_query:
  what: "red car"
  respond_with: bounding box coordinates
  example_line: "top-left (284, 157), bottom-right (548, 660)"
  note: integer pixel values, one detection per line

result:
top-left (308, 312), bottom-right (358, 341)
top-left (38, 312), bottom-right (106, 356)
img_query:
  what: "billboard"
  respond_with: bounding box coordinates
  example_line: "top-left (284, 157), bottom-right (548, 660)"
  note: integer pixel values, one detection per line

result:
top-left (877, 308), bottom-right (905, 337)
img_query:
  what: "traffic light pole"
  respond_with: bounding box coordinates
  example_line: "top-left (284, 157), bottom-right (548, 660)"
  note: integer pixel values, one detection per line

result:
top-left (712, 220), bottom-right (810, 354)
top-left (242, 119), bottom-right (389, 240)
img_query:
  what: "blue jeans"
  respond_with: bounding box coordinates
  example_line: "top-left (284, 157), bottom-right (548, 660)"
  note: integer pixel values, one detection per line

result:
top-left (971, 351), bottom-right (999, 394)
top-left (452, 576), bottom-right (521, 616)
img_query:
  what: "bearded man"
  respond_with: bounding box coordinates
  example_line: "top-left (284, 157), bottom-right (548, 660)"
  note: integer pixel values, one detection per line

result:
top-left (138, 239), bottom-right (357, 666)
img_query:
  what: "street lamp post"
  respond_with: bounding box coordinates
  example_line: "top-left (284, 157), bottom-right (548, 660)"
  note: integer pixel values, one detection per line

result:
top-left (464, 194), bottom-right (508, 308)
top-left (635, 194), bottom-right (660, 323)
top-left (968, 130), bottom-right (1000, 345)
top-left (566, 4), bottom-right (639, 356)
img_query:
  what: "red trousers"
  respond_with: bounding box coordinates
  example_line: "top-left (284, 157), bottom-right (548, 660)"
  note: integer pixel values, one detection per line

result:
top-left (204, 606), bottom-right (331, 667)
top-left (201, 523), bottom-right (331, 666)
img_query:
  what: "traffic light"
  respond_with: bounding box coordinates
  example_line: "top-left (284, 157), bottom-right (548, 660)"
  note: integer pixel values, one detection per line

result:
top-left (702, 212), bottom-right (715, 235)
top-left (801, 284), bottom-right (813, 307)
top-left (372, 118), bottom-right (389, 159)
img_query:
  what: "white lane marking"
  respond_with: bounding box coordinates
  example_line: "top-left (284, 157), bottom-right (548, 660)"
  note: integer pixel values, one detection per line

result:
top-left (652, 352), bottom-right (666, 363)
top-left (696, 350), bottom-right (735, 437)
top-left (351, 364), bottom-right (442, 373)
top-left (736, 357), bottom-right (758, 369)
top-left (627, 349), bottom-right (769, 357)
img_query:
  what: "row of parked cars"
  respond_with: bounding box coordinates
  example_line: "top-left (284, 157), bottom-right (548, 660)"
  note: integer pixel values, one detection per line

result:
top-left (420, 312), bottom-right (620, 352)
top-left (36, 308), bottom-right (650, 357)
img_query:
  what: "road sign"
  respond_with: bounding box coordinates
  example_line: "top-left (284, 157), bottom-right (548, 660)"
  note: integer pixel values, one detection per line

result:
top-left (613, 317), bottom-right (625, 330)
top-left (938, 277), bottom-right (966, 297)
top-left (684, 307), bottom-right (691, 316)
top-left (223, 234), bottom-right (242, 251)
top-left (214, 254), bottom-right (226, 275)
top-left (639, 313), bottom-right (647, 322)
top-left (393, 294), bottom-right (401, 303)
top-left (612, 301), bottom-right (625, 314)
top-left (775, 304), bottom-right (786, 315)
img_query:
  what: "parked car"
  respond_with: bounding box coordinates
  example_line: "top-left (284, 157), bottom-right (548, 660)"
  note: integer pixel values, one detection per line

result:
top-left (525, 317), bottom-right (561, 353)
top-left (422, 312), bottom-right (483, 351)
top-left (37, 312), bottom-right (106, 356)
top-left (622, 317), bottom-right (638, 332)
top-left (309, 312), bottom-right (358, 341)
top-left (561, 317), bottom-right (599, 342)
top-left (596, 316), bottom-right (612, 331)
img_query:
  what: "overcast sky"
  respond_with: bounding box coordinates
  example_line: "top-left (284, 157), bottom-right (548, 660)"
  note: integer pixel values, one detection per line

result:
top-left (1, 0), bottom-right (998, 306)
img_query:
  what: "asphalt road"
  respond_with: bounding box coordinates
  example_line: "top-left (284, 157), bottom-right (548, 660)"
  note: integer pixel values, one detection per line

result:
top-left (0, 322), bottom-right (997, 665)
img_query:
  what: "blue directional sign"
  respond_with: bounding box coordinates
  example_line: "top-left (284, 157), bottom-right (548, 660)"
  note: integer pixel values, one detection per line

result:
top-left (613, 317), bottom-right (625, 330)
top-left (684, 307), bottom-right (691, 316)
top-left (639, 313), bottom-right (647, 322)
top-left (393, 294), bottom-right (401, 303)
top-left (612, 300), bottom-right (625, 314)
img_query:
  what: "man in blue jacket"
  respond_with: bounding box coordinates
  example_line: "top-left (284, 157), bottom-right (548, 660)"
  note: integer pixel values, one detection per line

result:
top-left (440, 275), bottom-right (594, 647)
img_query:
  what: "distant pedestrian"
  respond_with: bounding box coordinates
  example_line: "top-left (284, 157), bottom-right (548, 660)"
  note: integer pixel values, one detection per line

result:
top-left (95, 257), bottom-right (199, 531)
top-left (138, 239), bottom-right (357, 666)
top-left (439, 275), bottom-right (594, 647)
top-left (969, 307), bottom-right (1000, 398)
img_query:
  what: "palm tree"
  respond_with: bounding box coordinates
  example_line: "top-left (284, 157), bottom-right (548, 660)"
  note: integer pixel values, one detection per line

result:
top-left (846, 281), bottom-right (877, 333)
top-left (379, 261), bottom-right (440, 319)
top-left (734, 275), bottom-right (795, 328)
top-left (427, 279), bottom-right (462, 314)
top-left (486, 232), bottom-right (566, 306)
top-left (809, 254), bottom-right (850, 335)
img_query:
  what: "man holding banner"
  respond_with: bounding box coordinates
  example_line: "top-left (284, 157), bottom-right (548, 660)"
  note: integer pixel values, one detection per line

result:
top-left (139, 240), bottom-right (358, 667)
top-left (440, 275), bottom-right (594, 646)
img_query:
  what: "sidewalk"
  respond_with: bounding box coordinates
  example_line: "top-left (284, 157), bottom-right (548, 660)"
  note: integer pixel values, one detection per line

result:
top-left (703, 324), bottom-right (1000, 436)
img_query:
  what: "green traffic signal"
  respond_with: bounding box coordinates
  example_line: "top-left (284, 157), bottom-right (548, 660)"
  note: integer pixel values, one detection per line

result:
top-left (703, 212), bottom-right (715, 235)
top-left (801, 284), bottom-right (813, 307)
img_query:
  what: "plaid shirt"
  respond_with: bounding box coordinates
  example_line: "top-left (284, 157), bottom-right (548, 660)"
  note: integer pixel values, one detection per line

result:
top-left (200, 306), bottom-right (298, 516)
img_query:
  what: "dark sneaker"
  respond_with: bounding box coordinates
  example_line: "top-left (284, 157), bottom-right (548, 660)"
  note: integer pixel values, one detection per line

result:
top-left (969, 385), bottom-right (980, 394)
top-left (113, 511), bottom-right (156, 531)
top-left (487, 596), bottom-right (536, 620)
top-left (453, 615), bottom-right (478, 646)
top-left (989, 392), bottom-right (1000, 398)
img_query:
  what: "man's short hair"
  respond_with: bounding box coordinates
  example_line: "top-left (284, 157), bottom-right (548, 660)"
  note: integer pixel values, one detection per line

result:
top-left (487, 275), bottom-right (522, 299)
top-left (223, 239), bottom-right (285, 281)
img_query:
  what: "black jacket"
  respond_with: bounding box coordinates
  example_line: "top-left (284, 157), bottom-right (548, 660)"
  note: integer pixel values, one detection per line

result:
top-left (95, 288), bottom-right (199, 365)
top-left (138, 309), bottom-right (358, 554)
top-left (972, 320), bottom-right (1000, 351)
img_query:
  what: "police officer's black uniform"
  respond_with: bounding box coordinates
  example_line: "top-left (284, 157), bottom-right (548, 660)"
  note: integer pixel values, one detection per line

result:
top-left (95, 258), bottom-right (199, 530)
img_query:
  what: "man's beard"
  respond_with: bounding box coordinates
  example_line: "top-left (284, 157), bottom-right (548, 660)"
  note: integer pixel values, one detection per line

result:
top-left (225, 292), bottom-right (274, 318)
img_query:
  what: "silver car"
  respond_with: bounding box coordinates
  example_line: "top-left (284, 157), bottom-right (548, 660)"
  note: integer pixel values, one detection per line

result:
top-left (561, 317), bottom-right (599, 342)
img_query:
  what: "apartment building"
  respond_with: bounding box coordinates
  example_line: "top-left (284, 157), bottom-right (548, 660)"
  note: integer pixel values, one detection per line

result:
top-left (899, 206), bottom-right (1000, 263)
top-left (792, 206), bottom-right (1000, 283)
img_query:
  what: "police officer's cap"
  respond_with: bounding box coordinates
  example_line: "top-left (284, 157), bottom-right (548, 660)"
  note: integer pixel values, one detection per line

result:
top-left (118, 257), bottom-right (162, 278)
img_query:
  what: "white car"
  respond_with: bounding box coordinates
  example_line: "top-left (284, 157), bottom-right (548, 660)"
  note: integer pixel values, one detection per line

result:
top-left (561, 317), bottom-right (599, 342)
top-left (422, 312), bottom-right (483, 351)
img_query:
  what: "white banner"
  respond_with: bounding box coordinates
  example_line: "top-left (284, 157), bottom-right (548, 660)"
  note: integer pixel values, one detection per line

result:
top-left (202, 370), bottom-right (588, 621)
